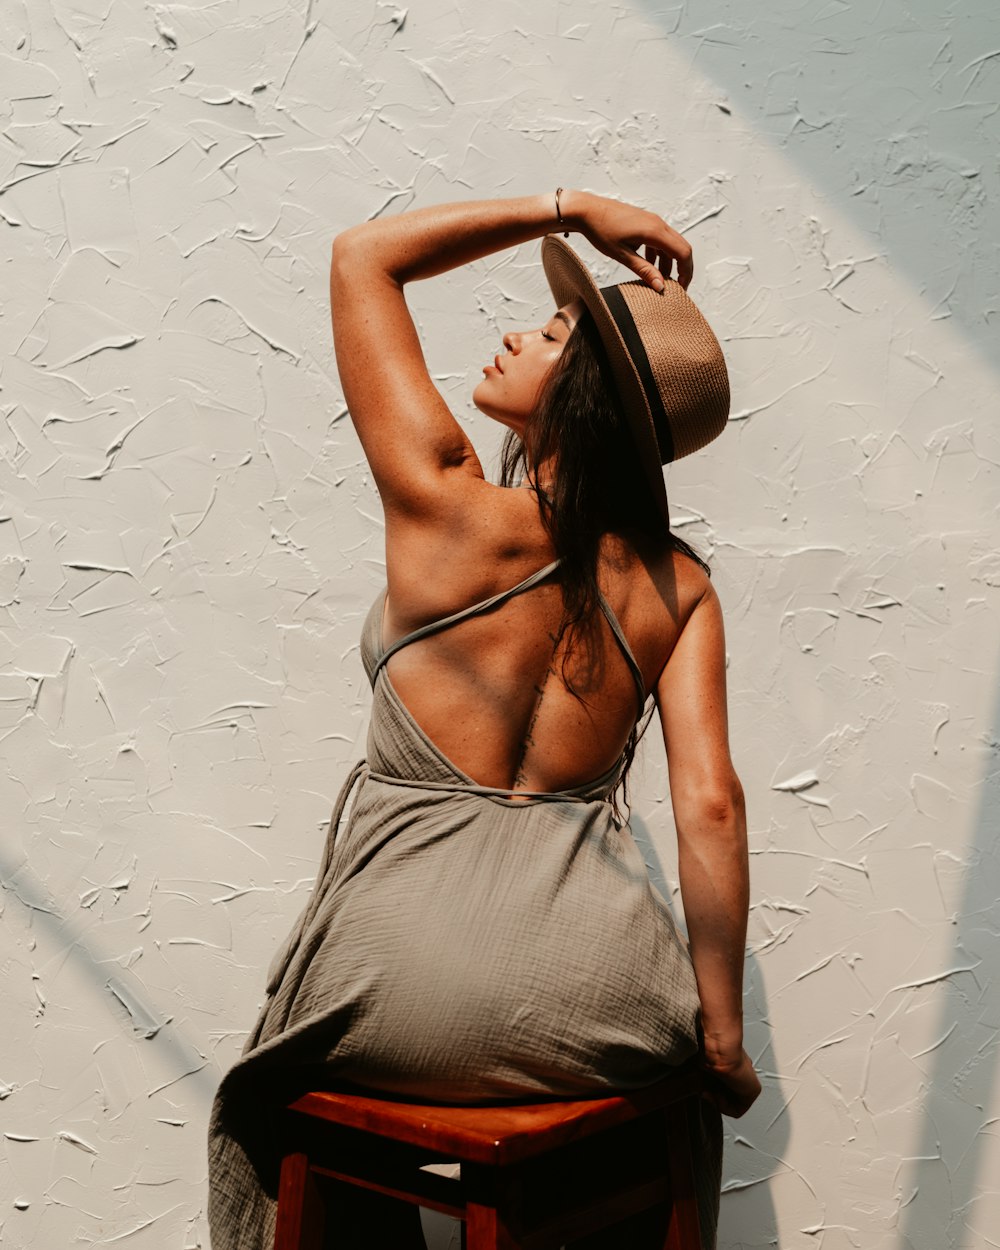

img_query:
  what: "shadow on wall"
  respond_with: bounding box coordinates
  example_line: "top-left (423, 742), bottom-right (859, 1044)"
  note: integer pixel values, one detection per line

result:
top-left (636, 0), bottom-right (998, 367)
top-left (0, 845), bottom-right (217, 1102)
top-left (633, 714), bottom-right (1000, 1250)
top-left (630, 6), bottom-right (1000, 1244)
top-left (896, 681), bottom-right (1000, 1250)
top-left (632, 815), bottom-right (782, 1249)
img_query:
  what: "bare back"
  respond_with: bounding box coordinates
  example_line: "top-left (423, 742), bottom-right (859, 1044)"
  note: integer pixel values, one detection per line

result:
top-left (380, 487), bottom-right (709, 796)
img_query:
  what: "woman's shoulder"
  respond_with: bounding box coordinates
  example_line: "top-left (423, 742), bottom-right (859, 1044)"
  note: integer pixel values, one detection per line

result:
top-left (602, 528), bottom-right (713, 616)
top-left (383, 482), bottom-right (555, 632)
top-left (595, 529), bottom-right (714, 693)
top-left (667, 542), bottom-right (715, 614)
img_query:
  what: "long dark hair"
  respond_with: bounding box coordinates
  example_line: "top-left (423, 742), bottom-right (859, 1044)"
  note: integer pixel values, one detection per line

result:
top-left (498, 307), bottom-right (710, 814)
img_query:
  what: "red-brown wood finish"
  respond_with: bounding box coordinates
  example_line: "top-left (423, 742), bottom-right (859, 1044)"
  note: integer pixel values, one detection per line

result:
top-left (272, 1062), bottom-right (705, 1250)
top-left (664, 1100), bottom-right (702, 1250)
top-left (274, 1151), bottom-right (324, 1250)
top-left (287, 1062), bottom-right (703, 1165)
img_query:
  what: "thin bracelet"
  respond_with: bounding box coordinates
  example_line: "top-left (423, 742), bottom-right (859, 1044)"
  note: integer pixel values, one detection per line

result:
top-left (554, 187), bottom-right (570, 238)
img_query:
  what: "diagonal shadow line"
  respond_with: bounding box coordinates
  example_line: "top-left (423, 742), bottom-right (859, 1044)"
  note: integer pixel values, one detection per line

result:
top-left (631, 813), bottom-right (782, 1246)
top-left (633, 0), bottom-right (1000, 373)
top-left (623, 5), bottom-right (1000, 1240)
top-left (894, 679), bottom-right (1000, 1246)
top-left (0, 842), bottom-right (218, 1102)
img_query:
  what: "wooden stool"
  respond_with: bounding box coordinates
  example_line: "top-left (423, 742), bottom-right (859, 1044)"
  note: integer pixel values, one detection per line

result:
top-left (274, 1061), bottom-right (705, 1249)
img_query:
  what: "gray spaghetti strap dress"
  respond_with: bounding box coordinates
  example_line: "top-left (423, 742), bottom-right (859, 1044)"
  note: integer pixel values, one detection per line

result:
top-left (206, 560), bottom-right (723, 1249)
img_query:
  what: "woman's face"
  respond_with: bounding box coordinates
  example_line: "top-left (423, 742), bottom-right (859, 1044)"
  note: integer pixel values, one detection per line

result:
top-left (472, 298), bottom-right (584, 436)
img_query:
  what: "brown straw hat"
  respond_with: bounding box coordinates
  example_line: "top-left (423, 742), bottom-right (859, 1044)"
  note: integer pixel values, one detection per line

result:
top-left (541, 234), bottom-right (730, 524)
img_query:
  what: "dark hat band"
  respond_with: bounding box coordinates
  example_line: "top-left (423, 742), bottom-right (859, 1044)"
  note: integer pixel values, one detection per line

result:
top-left (600, 284), bottom-right (675, 465)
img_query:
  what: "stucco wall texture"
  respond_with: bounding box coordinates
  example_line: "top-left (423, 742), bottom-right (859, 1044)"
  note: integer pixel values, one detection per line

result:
top-left (1, 1), bottom-right (998, 1247)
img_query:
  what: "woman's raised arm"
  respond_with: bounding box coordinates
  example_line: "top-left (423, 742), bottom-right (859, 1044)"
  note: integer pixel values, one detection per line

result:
top-left (329, 194), bottom-right (556, 528)
top-left (329, 190), bottom-right (693, 526)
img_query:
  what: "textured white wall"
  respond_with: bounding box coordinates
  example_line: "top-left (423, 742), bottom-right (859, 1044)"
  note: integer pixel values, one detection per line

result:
top-left (1, 2), bottom-right (997, 1248)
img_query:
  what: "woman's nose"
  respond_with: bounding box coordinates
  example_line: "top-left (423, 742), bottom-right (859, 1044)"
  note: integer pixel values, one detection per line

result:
top-left (502, 330), bottom-right (520, 353)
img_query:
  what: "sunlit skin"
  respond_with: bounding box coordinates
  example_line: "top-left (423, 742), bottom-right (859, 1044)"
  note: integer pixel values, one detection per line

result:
top-left (472, 298), bottom-right (585, 437)
top-left (328, 191), bottom-right (759, 1131)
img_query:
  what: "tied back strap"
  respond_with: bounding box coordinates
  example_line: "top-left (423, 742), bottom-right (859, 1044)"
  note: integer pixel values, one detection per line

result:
top-left (365, 767), bottom-right (607, 803)
top-left (596, 589), bottom-right (647, 718)
top-left (371, 558), bottom-right (562, 682)
top-left (262, 759), bottom-right (368, 999)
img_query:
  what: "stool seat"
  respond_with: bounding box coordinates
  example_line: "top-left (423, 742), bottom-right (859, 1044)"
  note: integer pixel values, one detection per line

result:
top-left (275, 1061), bottom-right (706, 1250)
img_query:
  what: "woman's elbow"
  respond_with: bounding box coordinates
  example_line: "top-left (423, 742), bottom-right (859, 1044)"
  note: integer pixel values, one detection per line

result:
top-left (330, 229), bottom-right (363, 279)
top-left (679, 775), bottom-right (746, 830)
top-left (330, 229), bottom-right (379, 312)
top-left (330, 227), bottom-right (398, 296)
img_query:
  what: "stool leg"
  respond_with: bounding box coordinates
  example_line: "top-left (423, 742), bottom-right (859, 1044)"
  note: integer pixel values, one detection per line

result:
top-left (275, 1151), bottom-right (324, 1250)
top-left (464, 1163), bottom-right (520, 1250)
top-left (663, 1102), bottom-right (702, 1250)
top-left (465, 1202), bottom-right (518, 1250)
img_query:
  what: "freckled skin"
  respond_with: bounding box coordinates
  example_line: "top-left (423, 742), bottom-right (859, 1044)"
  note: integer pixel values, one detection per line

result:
top-left (330, 190), bottom-right (759, 1122)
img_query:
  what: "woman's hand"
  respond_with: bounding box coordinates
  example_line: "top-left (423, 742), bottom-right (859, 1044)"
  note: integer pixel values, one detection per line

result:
top-left (701, 1047), bottom-right (762, 1118)
top-left (561, 189), bottom-right (694, 291)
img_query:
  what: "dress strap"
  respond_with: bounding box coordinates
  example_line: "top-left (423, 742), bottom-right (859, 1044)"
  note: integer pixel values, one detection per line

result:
top-left (373, 558), bottom-right (648, 721)
top-left (597, 591), bottom-right (647, 716)
top-left (371, 559), bottom-right (562, 683)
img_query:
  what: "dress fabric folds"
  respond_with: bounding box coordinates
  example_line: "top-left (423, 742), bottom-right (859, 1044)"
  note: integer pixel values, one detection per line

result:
top-left (206, 566), bottom-right (723, 1249)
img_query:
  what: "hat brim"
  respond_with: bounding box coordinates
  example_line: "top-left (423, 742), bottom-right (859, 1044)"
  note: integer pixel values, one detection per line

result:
top-left (541, 234), bottom-right (670, 525)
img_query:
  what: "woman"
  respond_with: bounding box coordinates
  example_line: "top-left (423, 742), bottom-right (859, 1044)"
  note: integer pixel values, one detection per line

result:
top-left (207, 188), bottom-right (760, 1249)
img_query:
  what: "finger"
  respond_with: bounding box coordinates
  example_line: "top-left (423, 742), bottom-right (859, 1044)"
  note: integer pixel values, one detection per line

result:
top-left (703, 1087), bottom-right (741, 1118)
top-left (618, 246), bottom-right (665, 293)
top-left (648, 246), bottom-right (672, 283)
top-left (648, 225), bottom-right (692, 290)
top-left (702, 1082), bottom-right (733, 1110)
top-left (673, 235), bottom-right (694, 290)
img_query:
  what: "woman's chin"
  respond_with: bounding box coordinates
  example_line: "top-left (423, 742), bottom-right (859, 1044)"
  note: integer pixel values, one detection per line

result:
top-left (472, 389), bottom-right (525, 437)
top-left (471, 391), bottom-right (502, 425)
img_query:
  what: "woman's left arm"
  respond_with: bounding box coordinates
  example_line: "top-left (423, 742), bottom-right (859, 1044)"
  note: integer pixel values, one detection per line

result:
top-left (329, 194), bottom-right (558, 525)
top-left (329, 191), bottom-right (692, 526)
